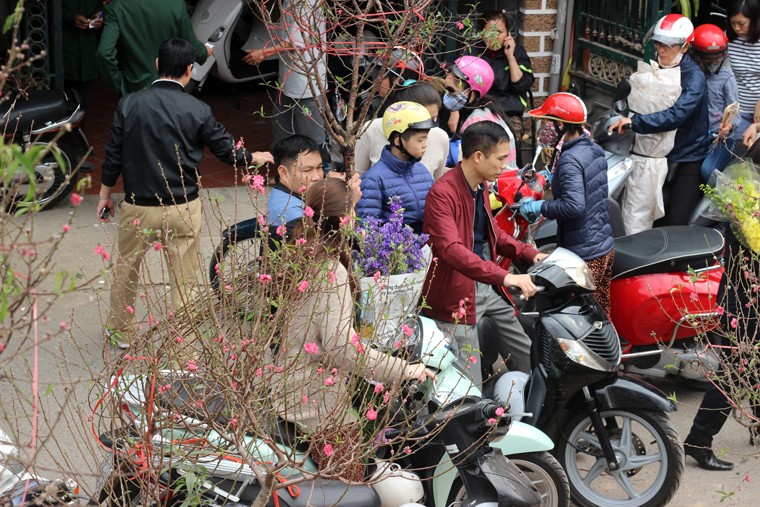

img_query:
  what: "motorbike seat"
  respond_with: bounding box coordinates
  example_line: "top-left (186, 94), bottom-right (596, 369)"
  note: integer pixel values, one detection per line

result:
top-left (0, 89), bottom-right (78, 134)
top-left (612, 226), bottom-right (724, 279)
top-left (275, 479), bottom-right (380, 507)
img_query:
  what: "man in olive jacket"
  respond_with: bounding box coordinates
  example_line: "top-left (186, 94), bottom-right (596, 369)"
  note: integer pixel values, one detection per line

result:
top-left (96, 0), bottom-right (210, 96)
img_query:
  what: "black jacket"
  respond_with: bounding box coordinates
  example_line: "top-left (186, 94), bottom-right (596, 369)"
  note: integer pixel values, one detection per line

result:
top-left (102, 80), bottom-right (248, 205)
top-left (466, 42), bottom-right (534, 115)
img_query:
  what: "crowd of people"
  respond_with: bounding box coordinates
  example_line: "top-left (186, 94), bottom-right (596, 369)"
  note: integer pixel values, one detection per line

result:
top-left (66, 0), bottom-right (760, 481)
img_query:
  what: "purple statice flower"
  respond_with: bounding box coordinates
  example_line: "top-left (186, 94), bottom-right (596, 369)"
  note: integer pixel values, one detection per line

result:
top-left (354, 196), bottom-right (429, 276)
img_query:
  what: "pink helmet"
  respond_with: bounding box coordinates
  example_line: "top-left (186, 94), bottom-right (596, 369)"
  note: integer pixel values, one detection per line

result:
top-left (452, 55), bottom-right (494, 98)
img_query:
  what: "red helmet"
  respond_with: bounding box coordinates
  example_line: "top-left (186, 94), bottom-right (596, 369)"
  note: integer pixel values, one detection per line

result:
top-left (693, 24), bottom-right (728, 55)
top-left (645, 14), bottom-right (694, 47)
top-left (528, 93), bottom-right (587, 124)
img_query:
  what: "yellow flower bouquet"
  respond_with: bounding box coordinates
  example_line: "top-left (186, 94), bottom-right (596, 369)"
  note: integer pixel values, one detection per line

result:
top-left (702, 159), bottom-right (760, 253)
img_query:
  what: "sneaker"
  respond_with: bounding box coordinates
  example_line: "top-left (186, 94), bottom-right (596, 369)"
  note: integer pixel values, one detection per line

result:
top-left (104, 327), bottom-right (130, 349)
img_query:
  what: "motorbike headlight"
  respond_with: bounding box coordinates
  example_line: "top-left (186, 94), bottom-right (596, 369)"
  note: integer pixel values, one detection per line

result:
top-left (375, 316), bottom-right (423, 360)
top-left (571, 263), bottom-right (596, 291)
top-left (556, 338), bottom-right (614, 372)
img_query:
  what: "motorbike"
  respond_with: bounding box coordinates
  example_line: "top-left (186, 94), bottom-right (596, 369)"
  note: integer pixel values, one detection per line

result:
top-left (0, 428), bottom-right (80, 505)
top-left (92, 314), bottom-right (569, 507)
top-left (490, 91), bottom-right (725, 384)
top-left (0, 88), bottom-right (90, 210)
top-left (188, 0), bottom-right (279, 93)
top-left (487, 248), bottom-right (684, 507)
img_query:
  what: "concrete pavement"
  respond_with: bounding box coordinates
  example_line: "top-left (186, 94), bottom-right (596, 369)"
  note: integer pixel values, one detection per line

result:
top-left (1, 187), bottom-right (759, 506)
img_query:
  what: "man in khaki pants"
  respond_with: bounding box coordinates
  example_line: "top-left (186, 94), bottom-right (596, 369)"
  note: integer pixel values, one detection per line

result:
top-left (97, 38), bottom-right (273, 348)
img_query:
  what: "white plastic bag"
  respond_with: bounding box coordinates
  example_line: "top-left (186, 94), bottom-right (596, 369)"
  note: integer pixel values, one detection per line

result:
top-left (622, 60), bottom-right (682, 234)
top-left (357, 246), bottom-right (432, 345)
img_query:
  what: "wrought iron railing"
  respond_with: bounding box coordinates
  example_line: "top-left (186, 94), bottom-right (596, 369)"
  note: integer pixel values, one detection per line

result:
top-left (572, 0), bottom-right (670, 93)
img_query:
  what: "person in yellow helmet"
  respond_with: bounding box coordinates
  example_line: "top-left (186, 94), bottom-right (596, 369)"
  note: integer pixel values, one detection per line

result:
top-left (356, 101), bottom-right (436, 233)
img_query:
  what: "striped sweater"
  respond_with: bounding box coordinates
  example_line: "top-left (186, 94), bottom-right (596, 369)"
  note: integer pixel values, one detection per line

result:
top-left (728, 38), bottom-right (760, 115)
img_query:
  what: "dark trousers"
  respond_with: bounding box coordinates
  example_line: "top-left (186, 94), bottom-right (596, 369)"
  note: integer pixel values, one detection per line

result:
top-left (655, 160), bottom-right (703, 227)
top-left (685, 227), bottom-right (760, 447)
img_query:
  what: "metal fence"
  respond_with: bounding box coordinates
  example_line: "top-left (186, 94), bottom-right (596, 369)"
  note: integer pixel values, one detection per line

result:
top-left (571, 0), bottom-right (670, 94)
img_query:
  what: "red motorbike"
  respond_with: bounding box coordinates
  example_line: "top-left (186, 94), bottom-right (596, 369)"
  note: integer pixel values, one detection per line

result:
top-left (491, 140), bottom-right (724, 383)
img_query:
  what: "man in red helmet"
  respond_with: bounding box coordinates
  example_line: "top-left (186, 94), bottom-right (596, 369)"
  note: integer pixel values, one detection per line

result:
top-left (692, 23), bottom-right (740, 182)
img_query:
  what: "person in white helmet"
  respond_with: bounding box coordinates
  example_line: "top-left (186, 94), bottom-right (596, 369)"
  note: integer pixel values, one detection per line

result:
top-left (610, 14), bottom-right (709, 227)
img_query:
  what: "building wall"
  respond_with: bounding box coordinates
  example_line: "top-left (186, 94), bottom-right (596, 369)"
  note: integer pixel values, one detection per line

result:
top-left (519, 0), bottom-right (558, 104)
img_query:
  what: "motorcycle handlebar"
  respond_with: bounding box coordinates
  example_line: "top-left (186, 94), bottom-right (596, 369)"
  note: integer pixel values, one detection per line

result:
top-left (507, 285), bottom-right (545, 300)
top-left (607, 123), bottom-right (632, 136)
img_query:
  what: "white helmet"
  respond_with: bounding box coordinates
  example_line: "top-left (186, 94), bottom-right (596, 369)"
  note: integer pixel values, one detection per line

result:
top-left (644, 13), bottom-right (694, 47)
top-left (370, 461), bottom-right (424, 506)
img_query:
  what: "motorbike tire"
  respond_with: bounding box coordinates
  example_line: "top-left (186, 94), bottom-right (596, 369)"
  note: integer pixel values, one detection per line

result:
top-left (446, 451), bottom-right (569, 507)
top-left (556, 409), bottom-right (683, 507)
top-left (6, 141), bottom-right (76, 211)
top-left (510, 452), bottom-right (570, 507)
top-left (208, 220), bottom-right (263, 298)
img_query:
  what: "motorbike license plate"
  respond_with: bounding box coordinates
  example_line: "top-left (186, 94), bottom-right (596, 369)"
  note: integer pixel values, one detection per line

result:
top-left (93, 453), bottom-right (114, 498)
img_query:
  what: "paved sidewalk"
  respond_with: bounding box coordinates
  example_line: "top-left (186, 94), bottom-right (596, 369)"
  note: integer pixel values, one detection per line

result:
top-left (1, 188), bottom-right (759, 506)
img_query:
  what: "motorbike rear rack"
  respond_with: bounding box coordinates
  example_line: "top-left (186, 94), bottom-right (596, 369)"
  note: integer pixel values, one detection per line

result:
top-left (620, 310), bottom-right (720, 359)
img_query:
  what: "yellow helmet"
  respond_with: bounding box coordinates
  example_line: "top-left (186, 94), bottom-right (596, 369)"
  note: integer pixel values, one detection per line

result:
top-left (382, 101), bottom-right (436, 140)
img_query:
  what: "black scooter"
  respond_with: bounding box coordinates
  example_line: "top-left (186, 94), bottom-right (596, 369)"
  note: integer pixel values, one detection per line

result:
top-left (0, 88), bottom-right (90, 210)
top-left (485, 248), bottom-right (684, 507)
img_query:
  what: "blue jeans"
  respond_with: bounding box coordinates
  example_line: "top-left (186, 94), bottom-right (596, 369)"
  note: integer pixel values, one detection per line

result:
top-left (700, 137), bottom-right (737, 183)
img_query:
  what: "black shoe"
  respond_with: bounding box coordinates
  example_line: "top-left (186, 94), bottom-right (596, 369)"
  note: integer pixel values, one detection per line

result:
top-left (684, 445), bottom-right (734, 471)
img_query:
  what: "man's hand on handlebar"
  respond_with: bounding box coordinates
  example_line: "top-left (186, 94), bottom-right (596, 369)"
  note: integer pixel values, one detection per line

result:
top-left (608, 117), bottom-right (632, 134)
top-left (503, 273), bottom-right (537, 299)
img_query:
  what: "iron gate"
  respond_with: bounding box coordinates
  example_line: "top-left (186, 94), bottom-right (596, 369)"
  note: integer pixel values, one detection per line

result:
top-left (570, 0), bottom-right (671, 114)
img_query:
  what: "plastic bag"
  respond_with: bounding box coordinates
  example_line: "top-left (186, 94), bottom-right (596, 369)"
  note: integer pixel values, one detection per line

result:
top-left (704, 159), bottom-right (760, 252)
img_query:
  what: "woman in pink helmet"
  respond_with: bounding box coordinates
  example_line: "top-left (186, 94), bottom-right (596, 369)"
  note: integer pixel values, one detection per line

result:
top-left (443, 55), bottom-right (518, 169)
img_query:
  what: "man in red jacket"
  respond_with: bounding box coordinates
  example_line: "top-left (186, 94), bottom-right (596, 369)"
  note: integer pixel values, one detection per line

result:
top-left (422, 121), bottom-right (545, 386)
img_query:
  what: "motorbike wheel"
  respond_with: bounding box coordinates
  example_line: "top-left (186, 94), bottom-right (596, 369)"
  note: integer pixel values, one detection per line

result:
top-left (446, 452), bottom-right (569, 507)
top-left (510, 452), bottom-right (570, 507)
top-left (557, 409), bottom-right (683, 507)
top-left (6, 141), bottom-right (76, 211)
top-left (208, 220), bottom-right (263, 299)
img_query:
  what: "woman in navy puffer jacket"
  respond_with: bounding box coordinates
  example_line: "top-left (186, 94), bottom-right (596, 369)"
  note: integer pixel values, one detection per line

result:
top-left (520, 93), bottom-right (615, 314)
